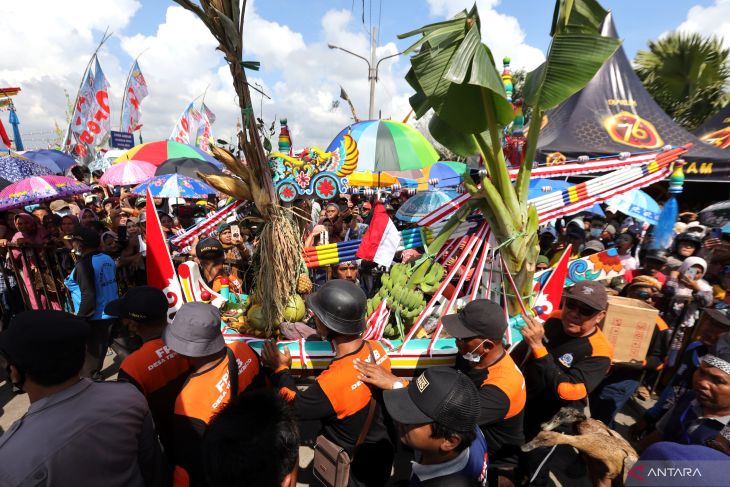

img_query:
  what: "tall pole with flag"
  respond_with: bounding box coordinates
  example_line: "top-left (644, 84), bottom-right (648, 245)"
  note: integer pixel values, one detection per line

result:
top-left (120, 56), bottom-right (149, 135)
top-left (63, 30), bottom-right (112, 157)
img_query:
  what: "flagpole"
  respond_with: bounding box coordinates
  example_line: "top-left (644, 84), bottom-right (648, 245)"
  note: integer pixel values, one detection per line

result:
top-left (119, 49), bottom-right (148, 132)
top-left (63, 29), bottom-right (112, 153)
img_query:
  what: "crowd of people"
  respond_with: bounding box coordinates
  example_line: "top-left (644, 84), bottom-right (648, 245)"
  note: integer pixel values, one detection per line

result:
top-left (0, 173), bottom-right (729, 486)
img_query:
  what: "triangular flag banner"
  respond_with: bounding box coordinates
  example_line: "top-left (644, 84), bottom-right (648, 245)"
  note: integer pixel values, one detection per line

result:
top-left (146, 189), bottom-right (184, 322)
top-left (356, 202), bottom-right (400, 267)
top-left (533, 244), bottom-right (572, 320)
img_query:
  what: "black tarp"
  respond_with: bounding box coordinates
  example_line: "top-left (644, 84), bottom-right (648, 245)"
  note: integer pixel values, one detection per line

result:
top-left (694, 104), bottom-right (730, 150)
top-left (536, 13), bottom-right (729, 183)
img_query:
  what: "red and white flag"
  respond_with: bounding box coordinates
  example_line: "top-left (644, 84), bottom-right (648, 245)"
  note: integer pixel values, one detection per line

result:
top-left (146, 189), bottom-right (184, 322)
top-left (363, 298), bottom-right (390, 340)
top-left (533, 244), bottom-right (572, 320)
top-left (356, 202), bottom-right (400, 267)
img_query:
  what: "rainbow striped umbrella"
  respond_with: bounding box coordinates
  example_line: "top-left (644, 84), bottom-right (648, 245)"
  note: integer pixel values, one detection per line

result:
top-left (0, 176), bottom-right (90, 210)
top-left (327, 120), bottom-right (438, 173)
top-left (114, 140), bottom-right (221, 167)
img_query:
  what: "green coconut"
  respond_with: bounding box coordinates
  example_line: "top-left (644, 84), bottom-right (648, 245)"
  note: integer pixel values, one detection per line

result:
top-left (282, 294), bottom-right (306, 322)
top-left (247, 304), bottom-right (266, 331)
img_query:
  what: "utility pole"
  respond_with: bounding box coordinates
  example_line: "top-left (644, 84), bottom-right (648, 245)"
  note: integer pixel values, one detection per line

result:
top-left (328, 27), bottom-right (402, 121)
top-left (368, 27), bottom-right (377, 120)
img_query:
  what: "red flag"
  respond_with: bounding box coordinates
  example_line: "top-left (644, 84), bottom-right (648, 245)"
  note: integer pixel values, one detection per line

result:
top-left (356, 203), bottom-right (400, 267)
top-left (0, 119), bottom-right (11, 148)
top-left (146, 189), bottom-right (184, 322)
top-left (533, 244), bottom-right (572, 320)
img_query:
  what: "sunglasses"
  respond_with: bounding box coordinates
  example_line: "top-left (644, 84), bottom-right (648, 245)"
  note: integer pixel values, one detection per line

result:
top-left (635, 290), bottom-right (660, 301)
top-left (563, 299), bottom-right (600, 317)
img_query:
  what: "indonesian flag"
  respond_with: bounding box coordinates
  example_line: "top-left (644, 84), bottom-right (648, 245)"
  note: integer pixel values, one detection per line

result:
top-left (533, 244), bottom-right (572, 320)
top-left (146, 189), bottom-right (184, 322)
top-left (356, 202), bottom-right (400, 267)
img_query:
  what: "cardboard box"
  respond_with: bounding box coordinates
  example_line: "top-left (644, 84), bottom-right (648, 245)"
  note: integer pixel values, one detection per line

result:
top-left (600, 296), bottom-right (658, 364)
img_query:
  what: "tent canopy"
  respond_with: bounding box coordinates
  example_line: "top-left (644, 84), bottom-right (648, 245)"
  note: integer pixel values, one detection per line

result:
top-left (536, 13), bottom-right (729, 183)
top-left (694, 104), bottom-right (730, 150)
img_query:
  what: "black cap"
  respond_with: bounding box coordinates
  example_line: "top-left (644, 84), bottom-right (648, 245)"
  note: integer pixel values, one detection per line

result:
top-left (442, 299), bottom-right (507, 341)
top-left (196, 237), bottom-right (224, 260)
top-left (0, 311), bottom-right (89, 371)
top-left (703, 307), bottom-right (730, 328)
top-left (71, 225), bottom-right (100, 248)
top-left (105, 286), bottom-right (168, 323)
top-left (645, 249), bottom-right (668, 264)
top-left (564, 281), bottom-right (608, 311)
top-left (383, 366), bottom-right (479, 434)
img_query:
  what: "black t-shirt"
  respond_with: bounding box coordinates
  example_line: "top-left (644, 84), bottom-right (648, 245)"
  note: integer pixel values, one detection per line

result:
top-left (512, 315), bottom-right (613, 437)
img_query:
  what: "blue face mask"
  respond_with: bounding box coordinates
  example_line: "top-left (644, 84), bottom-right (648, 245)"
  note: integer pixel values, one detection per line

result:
top-left (590, 228), bottom-right (602, 238)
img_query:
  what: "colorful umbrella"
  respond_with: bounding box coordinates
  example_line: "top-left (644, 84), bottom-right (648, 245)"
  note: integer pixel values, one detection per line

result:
top-left (99, 160), bottom-right (157, 186)
top-left (0, 175), bottom-right (90, 210)
top-left (327, 120), bottom-right (439, 173)
top-left (0, 155), bottom-right (54, 182)
top-left (396, 189), bottom-right (460, 223)
top-left (131, 174), bottom-right (215, 198)
top-left (155, 157), bottom-right (222, 180)
top-left (605, 189), bottom-right (660, 225)
top-left (699, 200), bottom-right (730, 227)
top-left (114, 140), bottom-right (222, 167)
top-left (23, 150), bottom-right (76, 172)
top-left (528, 179), bottom-right (604, 216)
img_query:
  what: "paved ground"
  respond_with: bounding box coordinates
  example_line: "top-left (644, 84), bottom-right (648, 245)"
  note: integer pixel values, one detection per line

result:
top-left (0, 352), bottom-right (648, 486)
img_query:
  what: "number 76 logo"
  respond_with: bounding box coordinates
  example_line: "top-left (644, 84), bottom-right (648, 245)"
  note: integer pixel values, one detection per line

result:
top-left (603, 111), bottom-right (663, 149)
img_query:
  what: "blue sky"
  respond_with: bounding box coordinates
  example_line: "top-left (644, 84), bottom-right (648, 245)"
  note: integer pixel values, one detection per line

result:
top-left (2, 0), bottom-right (727, 148)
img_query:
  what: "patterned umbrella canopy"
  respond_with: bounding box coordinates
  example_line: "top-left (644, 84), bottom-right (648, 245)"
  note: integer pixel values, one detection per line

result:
top-left (114, 140), bottom-right (222, 167)
top-left (699, 200), bottom-right (730, 227)
top-left (396, 189), bottom-right (460, 223)
top-left (131, 174), bottom-right (215, 198)
top-left (23, 150), bottom-right (77, 172)
top-left (155, 157), bottom-right (222, 180)
top-left (0, 155), bottom-right (54, 182)
top-left (0, 176), bottom-right (90, 210)
top-left (327, 120), bottom-right (439, 173)
top-left (605, 189), bottom-right (660, 225)
top-left (99, 160), bottom-right (157, 186)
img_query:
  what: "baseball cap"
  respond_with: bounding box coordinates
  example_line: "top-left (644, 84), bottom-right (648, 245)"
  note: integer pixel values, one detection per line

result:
top-left (583, 240), bottom-right (605, 253)
top-left (163, 302), bottom-right (225, 357)
top-left (644, 249), bottom-right (668, 264)
top-left (196, 237), bottom-right (224, 260)
top-left (49, 199), bottom-right (70, 213)
top-left (71, 226), bottom-right (101, 248)
top-left (0, 311), bottom-right (89, 372)
top-left (383, 366), bottom-right (479, 434)
top-left (104, 286), bottom-right (168, 322)
top-left (603, 224), bottom-right (617, 236)
top-left (564, 281), bottom-right (608, 311)
top-left (442, 299), bottom-right (507, 341)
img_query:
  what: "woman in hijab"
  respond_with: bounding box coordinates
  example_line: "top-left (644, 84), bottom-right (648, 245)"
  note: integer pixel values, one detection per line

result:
top-left (79, 208), bottom-right (99, 228)
top-left (10, 213), bottom-right (59, 310)
top-left (661, 256), bottom-right (713, 331)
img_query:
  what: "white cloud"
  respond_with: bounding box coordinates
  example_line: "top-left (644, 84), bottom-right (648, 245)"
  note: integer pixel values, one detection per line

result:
top-left (675, 0), bottom-right (730, 48)
top-left (0, 0), bottom-right (140, 147)
top-left (1, 0), bottom-right (543, 153)
top-left (425, 0), bottom-right (545, 71)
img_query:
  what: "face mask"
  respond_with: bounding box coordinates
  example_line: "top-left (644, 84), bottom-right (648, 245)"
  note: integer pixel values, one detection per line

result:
top-left (590, 228), bottom-right (602, 238)
top-left (461, 339), bottom-right (488, 363)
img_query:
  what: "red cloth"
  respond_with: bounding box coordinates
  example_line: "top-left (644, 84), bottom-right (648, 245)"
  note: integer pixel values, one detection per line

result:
top-left (0, 118), bottom-right (11, 147)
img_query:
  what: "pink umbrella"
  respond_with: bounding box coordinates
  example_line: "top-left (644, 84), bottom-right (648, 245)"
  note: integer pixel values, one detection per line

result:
top-left (99, 159), bottom-right (157, 186)
top-left (0, 175), bottom-right (90, 210)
